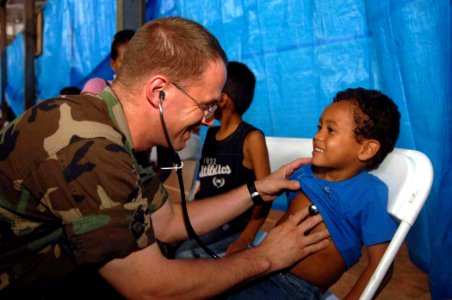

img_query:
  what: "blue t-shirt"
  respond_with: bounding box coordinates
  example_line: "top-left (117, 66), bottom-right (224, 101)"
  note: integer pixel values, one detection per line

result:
top-left (287, 165), bottom-right (398, 269)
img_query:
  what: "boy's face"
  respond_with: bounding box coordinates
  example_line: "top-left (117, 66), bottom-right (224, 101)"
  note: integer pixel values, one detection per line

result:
top-left (312, 101), bottom-right (364, 174)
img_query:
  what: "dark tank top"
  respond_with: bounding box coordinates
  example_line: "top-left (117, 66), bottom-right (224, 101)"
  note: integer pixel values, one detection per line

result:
top-left (195, 122), bottom-right (262, 229)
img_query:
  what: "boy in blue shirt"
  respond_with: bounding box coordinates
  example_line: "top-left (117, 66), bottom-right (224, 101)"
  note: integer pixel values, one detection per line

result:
top-left (228, 88), bottom-right (400, 299)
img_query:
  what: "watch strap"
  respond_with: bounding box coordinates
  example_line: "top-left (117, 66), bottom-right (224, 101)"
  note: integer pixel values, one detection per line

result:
top-left (247, 182), bottom-right (264, 205)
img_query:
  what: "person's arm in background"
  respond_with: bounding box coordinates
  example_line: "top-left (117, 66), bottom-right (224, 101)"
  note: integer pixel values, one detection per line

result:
top-left (100, 207), bottom-right (329, 299)
top-left (81, 78), bottom-right (109, 95)
top-left (226, 130), bottom-right (271, 255)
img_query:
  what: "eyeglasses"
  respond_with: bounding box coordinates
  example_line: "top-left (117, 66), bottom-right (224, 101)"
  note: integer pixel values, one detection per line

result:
top-left (172, 82), bottom-right (217, 121)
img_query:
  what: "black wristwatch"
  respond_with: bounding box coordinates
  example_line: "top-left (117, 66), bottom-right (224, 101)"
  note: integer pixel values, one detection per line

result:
top-left (247, 182), bottom-right (264, 205)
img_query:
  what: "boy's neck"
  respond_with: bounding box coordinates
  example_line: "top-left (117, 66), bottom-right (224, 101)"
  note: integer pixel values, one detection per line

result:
top-left (312, 164), bottom-right (365, 182)
top-left (216, 113), bottom-right (242, 140)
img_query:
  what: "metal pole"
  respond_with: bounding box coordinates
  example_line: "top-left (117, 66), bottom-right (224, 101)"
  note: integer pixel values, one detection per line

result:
top-left (24, 0), bottom-right (35, 110)
top-left (117, 0), bottom-right (145, 32)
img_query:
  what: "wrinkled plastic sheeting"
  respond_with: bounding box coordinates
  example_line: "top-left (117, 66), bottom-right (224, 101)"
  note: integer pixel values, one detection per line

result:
top-left (4, 0), bottom-right (115, 107)
top-left (36, 0), bottom-right (115, 101)
top-left (35, 0), bottom-right (75, 102)
top-left (364, 2), bottom-right (452, 298)
top-left (71, 2), bottom-right (115, 84)
top-left (168, 0), bottom-right (380, 140)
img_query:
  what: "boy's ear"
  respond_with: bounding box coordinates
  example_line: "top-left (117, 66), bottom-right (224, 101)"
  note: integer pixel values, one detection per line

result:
top-left (110, 58), bottom-right (119, 73)
top-left (219, 93), bottom-right (232, 108)
top-left (358, 139), bottom-right (380, 161)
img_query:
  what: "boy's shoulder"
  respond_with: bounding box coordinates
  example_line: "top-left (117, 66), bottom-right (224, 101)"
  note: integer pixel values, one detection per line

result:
top-left (290, 165), bottom-right (387, 194)
top-left (208, 121), bottom-right (262, 140)
top-left (353, 171), bottom-right (386, 188)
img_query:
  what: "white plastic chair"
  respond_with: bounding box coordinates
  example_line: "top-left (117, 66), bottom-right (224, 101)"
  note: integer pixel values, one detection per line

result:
top-left (266, 137), bottom-right (313, 173)
top-left (361, 148), bottom-right (433, 299)
top-left (264, 137), bottom-right (434, 299)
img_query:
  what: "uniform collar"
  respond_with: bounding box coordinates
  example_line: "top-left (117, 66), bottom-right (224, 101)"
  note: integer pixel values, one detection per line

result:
top-left (99, 86), bottom-right (134, 150)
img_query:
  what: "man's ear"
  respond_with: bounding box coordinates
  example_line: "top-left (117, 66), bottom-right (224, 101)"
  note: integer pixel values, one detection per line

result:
top-left (145, 76), bottom-right (168, 108)
top-left (358, 139), bottom-right (380, 161)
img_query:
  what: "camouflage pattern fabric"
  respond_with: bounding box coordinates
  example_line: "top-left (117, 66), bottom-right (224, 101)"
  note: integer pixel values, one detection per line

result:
top-left (0, 88), bottom-right (167, 297)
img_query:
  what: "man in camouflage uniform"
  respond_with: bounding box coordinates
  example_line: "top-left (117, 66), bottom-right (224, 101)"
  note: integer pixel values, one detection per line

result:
top-left (0, 17), bottom-right (329, 299)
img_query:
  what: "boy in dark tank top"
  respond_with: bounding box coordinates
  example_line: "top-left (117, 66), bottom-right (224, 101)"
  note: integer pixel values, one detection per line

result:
top-left (176, 62), bottom-right (271, 258)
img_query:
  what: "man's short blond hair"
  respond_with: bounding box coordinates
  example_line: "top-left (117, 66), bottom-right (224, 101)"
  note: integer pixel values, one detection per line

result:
top-left (117, 17), bottom-right (228, 89)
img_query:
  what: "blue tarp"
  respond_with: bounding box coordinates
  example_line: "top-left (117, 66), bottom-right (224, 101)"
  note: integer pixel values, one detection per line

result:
top-left (4, 0), bottom-right (116, 114)
top-left (3, 0), bottom-right (451, 298)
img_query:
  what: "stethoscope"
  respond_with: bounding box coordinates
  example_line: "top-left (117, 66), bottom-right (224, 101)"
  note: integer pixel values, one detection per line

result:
top-left (157, 90), bottom-right (320, 259)
top-left (158, 90), bottom-right (220, 259)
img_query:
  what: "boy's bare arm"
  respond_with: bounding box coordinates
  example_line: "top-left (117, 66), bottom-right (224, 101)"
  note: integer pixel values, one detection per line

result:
top-left (226, 130), bottom-right (271, 254)
top-left (344, 243), bottom-right (392, 300)
top-left (242, 130), bottom-right (271, 178)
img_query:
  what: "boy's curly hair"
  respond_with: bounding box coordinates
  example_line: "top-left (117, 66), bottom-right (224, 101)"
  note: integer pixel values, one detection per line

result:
top-left (333, 88), bottom-right (401, 170)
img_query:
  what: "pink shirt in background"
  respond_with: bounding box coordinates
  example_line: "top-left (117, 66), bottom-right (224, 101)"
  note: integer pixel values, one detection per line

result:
top-left (81, 78), bottom-right (112, 94)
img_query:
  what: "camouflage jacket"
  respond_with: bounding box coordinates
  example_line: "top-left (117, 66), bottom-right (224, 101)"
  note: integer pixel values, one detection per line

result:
top-left (0, 88), bottom-right (167, 297)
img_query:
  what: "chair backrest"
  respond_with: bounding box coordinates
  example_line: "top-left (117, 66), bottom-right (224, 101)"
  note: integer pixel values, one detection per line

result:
top-left (265, 136), bottom-right (434, 299)
top-left (369, 148), bottom-right (433, 225)
top-left (265, 137), bottom-right (314, 210)
top-left (266, 137), bottom-right (313, 172)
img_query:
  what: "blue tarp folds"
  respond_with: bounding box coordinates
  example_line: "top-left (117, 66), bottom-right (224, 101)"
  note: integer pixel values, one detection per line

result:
top-left (4, 0), bottom-right (116, 113)
top-left (3, 0), bottom-right (451, 298)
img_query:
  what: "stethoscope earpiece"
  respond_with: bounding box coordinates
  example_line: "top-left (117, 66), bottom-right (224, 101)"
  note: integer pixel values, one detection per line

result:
top-left (159, 91), bottom-right (166, 101)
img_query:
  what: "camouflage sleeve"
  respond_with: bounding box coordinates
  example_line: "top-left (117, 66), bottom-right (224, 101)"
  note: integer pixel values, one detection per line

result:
top-left (37, 137), bottom-right (165, 266)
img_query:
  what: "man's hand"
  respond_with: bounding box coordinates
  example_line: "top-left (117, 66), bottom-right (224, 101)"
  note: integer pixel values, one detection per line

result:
top-left (255, 158), bottom-right (311, 201)
top-left (254, 207), bottom-right (329, 273)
